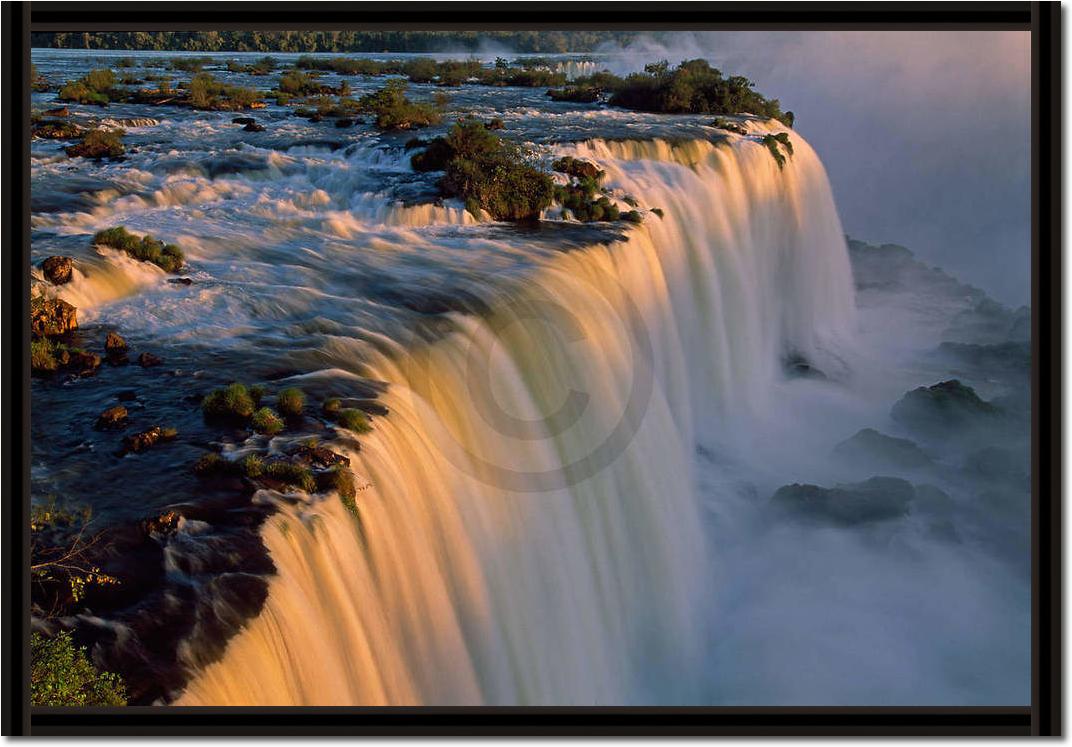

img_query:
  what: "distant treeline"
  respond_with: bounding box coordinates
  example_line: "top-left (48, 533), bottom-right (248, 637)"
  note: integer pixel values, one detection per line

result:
top-left (31, 31), bottom-right (639, 53)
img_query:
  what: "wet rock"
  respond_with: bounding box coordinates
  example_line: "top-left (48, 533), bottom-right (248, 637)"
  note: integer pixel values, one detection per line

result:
top-left (66, 349), bottom-right (101, 375)
top-left (41, 255), bottom-right (74, 285)
top-left (770, 476), bottom-right (916, 526)
top-left (122, 426), bottom-right (178, 454)
top-left (44, 107), bottom-right (70, 117)
top-left (33, 120), bottom-right (83, 140)
top-left (334, 117), bottom-right (354, 128)
top-left (832, 428), bottom-right (933, 470)
top-left (96, 405), bottom-right (129, 430)
top-left (551, 156), bottom-right (603, 181)
top-left (138, 352), bottom-right (163, 368)
top-left (784, 353), bottom-right (826, 380)
top-left (231, 117), bottom-right (256, 125)
top-left (891, 379), bottom-right (1001, 434)
top-left (243, 122), bottom-right (266, 132)
top-left (30, 296), bottom-right (77, 337)
top-left (142, 510), bottom-right (182, 537)
top-left (289, 441), bottom-right (350, 469)
top-left (105, 330), bottom-right (128, 353)
top-left (167, 277), bottom-right (193, 286)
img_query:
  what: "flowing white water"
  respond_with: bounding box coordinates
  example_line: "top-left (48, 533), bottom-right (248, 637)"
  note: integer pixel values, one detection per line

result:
top-left (176, 125), bottom-right (857, 705)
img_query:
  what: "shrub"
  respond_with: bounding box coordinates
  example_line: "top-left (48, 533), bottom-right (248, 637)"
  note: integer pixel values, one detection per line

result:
top-left (201, 382), bottom-right (256, 419)
top-left (761, 133), bottom-right (793, 170)
top-left (241, 454), bottom-right (265, 478)
top-left (403, 57), bottom-right (438, 83)
top-left (187, 72), bottom-right (262, 110)
top-left (31, 338), bottom-right (60, 374)
top-left (251, 407), bottom-right (284, 435)
top-left (58, 68), bottom-right (115, 105)
top-left (264, 461), bottom-right (316, 492)
top-left (276, 387), bottom-right (305, 417)
top-left (66, 128), bottom-right (126, 160)
top-left (92, 226), bottom-right (184, 272)
top-left (31, 631), bottom-right (126, 706)
top-left (278, 69), bottom-right (322, 96)
top-left (621, 210), bottom-right (644, 224)
top-left (169, 56), bottom-right (212, 72)
top-left (336, 408), bottom-right (372, 433)
top-left (250, 384), bottom-right (266, 406)
top-left (317, 466), bottom-right (358, 514)
top-left (322, 397), bottom-right (342, 415)
top-left (411, 120), bottom-right (553, 221)
top-left (546, 86), bottom-right (600, 103)
top-left (359, 79), bottom-right (442, 131)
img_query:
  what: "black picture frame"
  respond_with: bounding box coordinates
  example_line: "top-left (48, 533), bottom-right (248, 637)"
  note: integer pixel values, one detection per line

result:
top-left (1, 2), bottom-right (1061, 736)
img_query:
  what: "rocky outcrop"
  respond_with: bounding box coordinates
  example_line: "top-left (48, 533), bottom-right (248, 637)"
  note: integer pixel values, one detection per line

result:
top-left (122, 426), bottom-right (178, 454)
top-left (41, 256), bottom-right (74, 285)
top-left (96, 405), bottom-right (129, 430)
top-left (832, 428), bottom-right (933, 470)
top-left (30, 296), bottom-right (77, 337)
top-left (770, 476), bottom-right (916, 525)
top-left (891, 379), bottom-right (1001, 434)
top-left (138, 352), bottom-right (163, 367)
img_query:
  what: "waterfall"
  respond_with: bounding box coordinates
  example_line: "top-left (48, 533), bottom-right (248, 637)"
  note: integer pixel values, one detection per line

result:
top-left (176, 125), bottom-right (857, 705)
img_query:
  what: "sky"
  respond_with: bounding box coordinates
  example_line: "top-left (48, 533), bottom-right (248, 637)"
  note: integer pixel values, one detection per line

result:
top-left (601, 31), bottom-right (1032, 307)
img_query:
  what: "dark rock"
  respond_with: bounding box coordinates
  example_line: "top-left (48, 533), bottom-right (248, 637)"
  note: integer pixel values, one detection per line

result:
top-left (243, 122), bottom-right (266, 132)
top-left (551, 156), bottom-right (603, 181)
top-left (30, 296), bottom-right (77, 337)
top-left (288, 442), bottom-right (350, 469)
top-left (142, 510), bottom-right (182, 537)
top-left (485, 117), bottom-right (505, 130)
top-left (891, 379), bottom-right (1001, 434)
top-left (123, 426), bottom-right (178, 454)
top-left (334, 117), bottom-right (354, 128)
top-left (33, 120), bottom-right (83, 140)
top-left (832, 428), bottom-right (933, 470)
top-left (770, 476), bottom-right (916, 525)
top-left (66, 349), bottom-right (101, 375)
top-left (96, 404), bottom-right (129, 430)
top-left (231, 117), bottom-right (256, 125)
top-left (167, 277), bottom-right (193, 286)
top-left (138, 352), bottom-right (163, 368)
top-left (44, 107), bottom-right (70, 117)
top-left (784, 353), bottom-right (825, 380)
top-left (117, 390), bottom-right (138, 402)
top-left (41, 256), bottom-right (74, 285)
top-left (105, 330), bottom-right (128, 353)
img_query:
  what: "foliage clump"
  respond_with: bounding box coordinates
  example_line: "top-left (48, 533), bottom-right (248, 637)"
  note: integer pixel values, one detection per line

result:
top-left (359, 79), bottom-right (442, 131)
top-left (546, 86), bottom-right (600, 103)
top-left (250, 407), bottom-right (284, 435)
top-left (411, 120), bottom-right (553, 221)
top-left (201, 382), bottom-right (257, 420)
top-left (58, 68), bottom-right (116, 105)
top-left (276, 387), bottom-right (305, 417)
top-left (92, 226), bottom-right (184, 272)
top-left (187, 72), bottom-right (262, 110)
top-left (761, 132), bottom-right (793, 170)
top-left (263, 461), bottom-right (316, 492)
top-left (65, 128), bottom-right (126, 160)
top-left (335, 408), bottom-right (373, 434)
top-left (31, 631), bottom-right (126, 706)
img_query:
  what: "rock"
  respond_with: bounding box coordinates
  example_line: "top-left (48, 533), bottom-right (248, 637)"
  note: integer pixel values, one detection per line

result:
top-left (891, 379), bottom-right (1002, 434)
top-left (770, 476), bottom-right (916, 525)
top-left (44, 107), bottom-right (70, 117)
top-left (832, 428), bottom-right (933, 470)
top-left (96, 405), bottom-right (129, 430)
top-left (122, 426), bottom-right (178, 454)
top-left (30, 296), bottom-right (77, 337)
top-left (551, 156), bottom-right (603, 181)
top-left (33, 120), bottom-right (83, 140)
top-left (66, 349), bottom-right (101, 375)
top-left (784, 353), bottom-right (825, 380)
top-left (289, 442), bottom-right (351, 469)
top-left (138, 352), bottom-right (163, 367)
top-left (105, 331), bottom-right (128, 353)
top-left (243, 122), bottom-right (266, 132)
top-left (41, 256), bottom-right (74, 285)
top-left (485, 117), bottom-right (505, 130)
top-left (231, 117), bottom-right (256, 125)
top-left (142, 510), bottom-right (181, 537)
top-left (167, 277), bottom-right (193, 286)
top-left (334, 117), bottom-right (354, 128)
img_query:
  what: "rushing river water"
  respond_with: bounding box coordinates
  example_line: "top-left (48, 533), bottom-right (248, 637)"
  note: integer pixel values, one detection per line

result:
top-left (31, 50), bottom-right (1031, 706)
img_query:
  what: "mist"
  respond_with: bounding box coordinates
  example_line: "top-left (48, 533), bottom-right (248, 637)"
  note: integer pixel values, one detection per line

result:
top-left (595, 31), bottom-right (1031, 307)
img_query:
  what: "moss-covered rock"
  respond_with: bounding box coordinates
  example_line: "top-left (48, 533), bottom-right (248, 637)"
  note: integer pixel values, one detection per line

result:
top-left (31, 296), bottom-right (77, 337)
top-left (277, 387), bottom-right (305, 417)
top-left (66, 128), bottom-right (126, 160)
top-left (201, 383), bottom-right (257, 420)
top-left (92, 226), bottom-right (184, 273)
top-left (122, 426), bottom-right (178, 454)
top-left (250, 407), bottom-right (284, 435)
top-left (336, 408), bottom-right (372, 433)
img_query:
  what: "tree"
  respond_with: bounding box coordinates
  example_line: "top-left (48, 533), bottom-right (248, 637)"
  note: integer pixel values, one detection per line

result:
top-left (30, 631), bottom-right (126, 706)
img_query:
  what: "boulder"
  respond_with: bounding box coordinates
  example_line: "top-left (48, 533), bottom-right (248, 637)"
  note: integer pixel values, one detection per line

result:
top-left (30, 296), bottom-right (77, 337)
top-left (41, 256), bottom-right (74, 285)
top-left (231, 117), bottom-right (256, 125)
top-left (832, 428), bottom-right (933, 470)
top-left (334, 117), bottom-right (354, 128)
top-left (66, 349), bottom-right (101, 375)
top-left (243, 122), bottom-right (266, 132)
top-left (96, 405), bottom-right (129, 430)
top-left (289, 442), bottom-right (351, 469)
top-left (105, 330), bottom-right (128, 353)
top-left (770, 476), bottom-right (916, 525)
top-left (891, 379), bottom-right (1001, 434)
top-left (122, 426), bottom-right (178, 454)
top-left (138, 352), bottom-right (163, 367)
top-left (44, 107), bottom-right (70, 117)
top-left (167, 277), bottom-right (193, 286)
top-left (142, 510), bottom-right (182, 537)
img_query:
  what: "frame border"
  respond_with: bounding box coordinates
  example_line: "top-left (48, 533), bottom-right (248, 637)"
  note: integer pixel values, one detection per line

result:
top-left (2, 1), bottom-right (1060, 737)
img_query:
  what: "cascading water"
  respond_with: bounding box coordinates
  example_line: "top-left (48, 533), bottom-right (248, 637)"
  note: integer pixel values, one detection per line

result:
top-left (176, 126), bottom-right (858, 705)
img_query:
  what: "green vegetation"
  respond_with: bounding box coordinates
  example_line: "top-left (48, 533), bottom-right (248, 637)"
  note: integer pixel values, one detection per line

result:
top-left (336, 408), bottom-right (372, 433)
top-left (711, 116), bottom-right (749, 135)
top-left (277, 387), bottom-right (305, 417)
top-left (33, 31), bottom-right (638, 54)
top-left (31, 498), bottom-right (117, 609)
top-left (318, 466), bottom-right (358, 514)
top-left (241, 454), bottom-right (265, 478)
top-left (58, 68), bottom-right (116, 105)
top-left (263, 461), bottom-right (316, 492)
top-left (31, 338), bottom-right (61, 374)
top-left (278, 69), bottom-right (326, 96)
top-left (547, 86), bottom-right (601, 103)
top-left (551, 157), bottom-right (621, 222)
top-left (187, 71), bottom-right (262, 110)
top-left (761, 132), bottom-right (793, 170)
top-left (201, 382), bottom-right (257, 419)
top-left (169, 56), bottom-right (213, 72)
top-left (92, 226), bottom-right (184, 272)
top-left (31, 631), bottom-right (126, 706)
top-left (251, 407), bottom-right (284, 435)
top-left (411, 120), bottom-right (553, 221)
top-left (65, 128), bottom-right (126, 159)
top-left (358, 79), bottom-right (442, 131)
top-left (322, 397), bottom-right (342, 415)
top-left (226, 56), bottom-right (276, 75)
